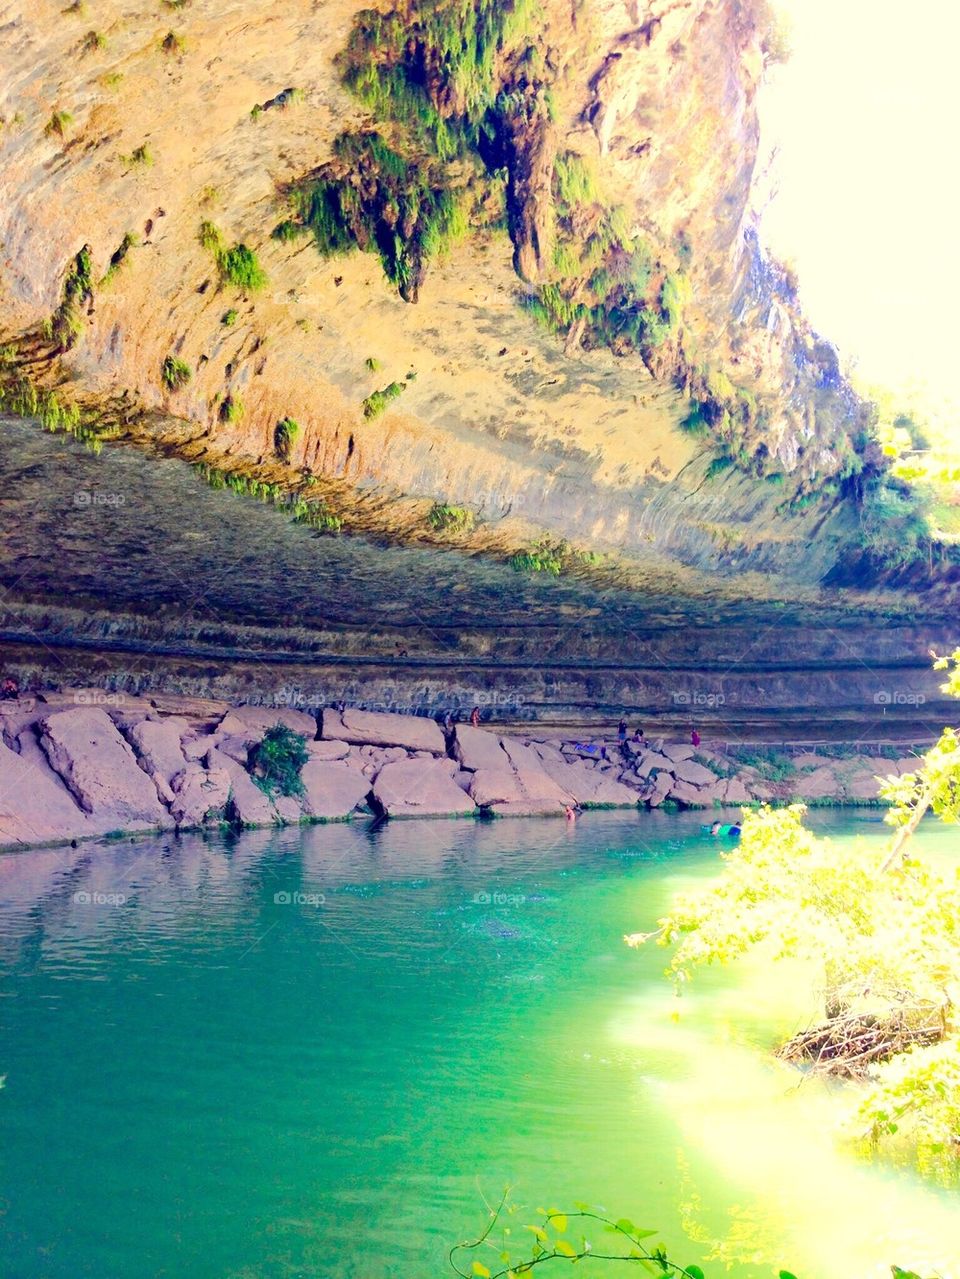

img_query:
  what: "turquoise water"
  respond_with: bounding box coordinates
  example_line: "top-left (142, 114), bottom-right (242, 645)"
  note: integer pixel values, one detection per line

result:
top-left (1, 811), bottom-right (958, 1279)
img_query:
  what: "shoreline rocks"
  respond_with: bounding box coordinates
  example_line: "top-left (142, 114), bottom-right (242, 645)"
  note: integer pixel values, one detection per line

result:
top-left (0, 691), bottom-right (926, 852)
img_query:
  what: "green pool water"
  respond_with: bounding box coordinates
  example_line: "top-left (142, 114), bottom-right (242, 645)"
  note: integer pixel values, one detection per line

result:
top-left (1, 810), bottom-right (957, 1278)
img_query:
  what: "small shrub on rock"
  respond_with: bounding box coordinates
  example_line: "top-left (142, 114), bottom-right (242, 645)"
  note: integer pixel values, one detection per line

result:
top-left (251, 724), bottom-right (309, 797)
top-left (161, 355), bottom-right (192, 391)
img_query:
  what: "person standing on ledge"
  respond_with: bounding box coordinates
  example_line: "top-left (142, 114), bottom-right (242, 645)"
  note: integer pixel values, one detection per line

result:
top-left (691, 727), bottom-right (701, 748)
top-left (470, 705), bottom-right (480, 728)
top-left (618, 717), bottom-right (628, 747)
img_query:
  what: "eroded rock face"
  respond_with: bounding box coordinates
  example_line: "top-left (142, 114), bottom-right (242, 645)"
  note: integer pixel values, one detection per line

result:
top-left (39, 708), bottom-right (171, 828)
top-left (373, 758), bottom-right (476, 818)
top-left (323, 709), bottom-right (446, 755)
top-left (0, 0), bottom-right (883, 601)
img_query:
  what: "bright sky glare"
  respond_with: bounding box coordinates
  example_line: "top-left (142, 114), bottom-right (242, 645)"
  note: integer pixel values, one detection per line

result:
top-left (759, 0), bottom-right (959, 423)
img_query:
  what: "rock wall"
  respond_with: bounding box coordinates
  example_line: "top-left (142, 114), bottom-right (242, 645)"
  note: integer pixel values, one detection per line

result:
top-left (0, 692), bottom-right (924, 850)
top-left (0, 0), bottom-right (895, 589)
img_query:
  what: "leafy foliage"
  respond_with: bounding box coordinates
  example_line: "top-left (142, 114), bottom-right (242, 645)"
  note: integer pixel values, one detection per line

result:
top-left (81, 29), bottom-right (107, 53)
top-left (631, 653), bottom-right (960, 1174)
top-left (428, 502), bottom-right (474, 533)
top-left (0, 372), bottom-right (103, 452)
top-left (100, 232), bottom-right (138, 286)
top-left (292, 132), bottom-right (469, 302)
top-left (161, 355), bottom-right (192, 391)
top-left (45, 245), bottom-right (93, 351)
top-left (122, 142), bottom-right (153, 168)
top-left (449, 1192), bottom-right (835, 1279)
top-left (362, 380), bottom-right (406, 418)
top-left (857, 474), bottom-right (933, 570)
top-left (44, 109), bottom-right (74, 139)
top-left (510, 537), bottom-right (566, 575)
top-left (250, 724), bottom-right (309, 798)
top-left (218, 394), bottom-right (243, 423)
top-left (192, 460), bottom-right (343, 532)
top-left (273, 416), bottom-right (299, 460)
top-left (198, 221), bottom-right (267, 292)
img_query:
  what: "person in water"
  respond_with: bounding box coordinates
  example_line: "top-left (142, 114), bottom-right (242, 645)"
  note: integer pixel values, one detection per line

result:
top-left (710, 820), bottom-right (722, 836)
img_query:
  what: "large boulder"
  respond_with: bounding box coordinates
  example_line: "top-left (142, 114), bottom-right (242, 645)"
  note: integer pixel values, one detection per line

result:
top-left (469, 769), bottom-right (523, 807)
top-left (667, 779), bottom-right (709, 807)
top-left (0, 737), bottom-right (98, 847)
top-left (489, 800), bottom-right (569, 818)
top-left (182, 732), bottom-right (219, 761)
top-left (210, 750), bottom-right (278, 827)
top-left (499, 738), bottom-right (543, 771)
top-left (538, 756), bottom-right (638, 808)
top-left (512, 766), bottom-right (573, 806)
top-left (794, 752), bottom-right (829, 770)
top-left (793, 766), bottom-right (841, 801)
top-left (453, 724), bottom-right (508, 772)
top-left (662, 743), bottom-right (696, 763)
top-left (218, 706), bottom-right (316, 743)
top-left (128, 718), bottom-right (187, 788)
top-left (147, 694), bottom-right (232, 726)
top-left (844, 770), bottom-right (883, 802)
top-left (647, 771), bottom-right (674, 808)
top-left (300, 761), bottom-right (372, 820)
top-left (531, 740), bottom-right (565, 765)
top-left (723, 777), bottom-right (753, 805)
top-left (306, 739), bottom-right (351, 762)
top-left (469, 762), bottom-right (573, 815)
top-left (39, 707), bottom-right (172, 828)
top-left (636, 750), bottom-right (674, 778)
top-left (214, 735), bottom-right (251, 766)
top-left (672, 758), bottom-right (718, 787)
top-left (322, 708), bottom-right (445, 755)
top-left (169, 763), bottom-right (231, 827)
top-left (272, 794), bottom-right (304, 824)
top-left (373, 757), bottom-right (476, 818)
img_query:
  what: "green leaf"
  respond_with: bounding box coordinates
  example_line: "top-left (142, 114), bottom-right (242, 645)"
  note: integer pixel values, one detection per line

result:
top-left (552, 1214), bottom-right (568, 1234)
top-left (614, 1218), bottom-right (635, 1234)
top-left (524, 1225), bottom-right (548, 1242)
top-left (472, 1264), bottom-right (490, 1278)
top-left (555, 1240), bottom-right (576, 1258)
top-left (684, 1267), bottom-right (705, 1279)
top-left (779, 1272), bottom-right (800, 1279)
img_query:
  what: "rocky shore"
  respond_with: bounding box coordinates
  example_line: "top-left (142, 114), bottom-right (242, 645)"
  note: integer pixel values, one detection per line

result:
top-left (0, 691), bottom-right (924, 850)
